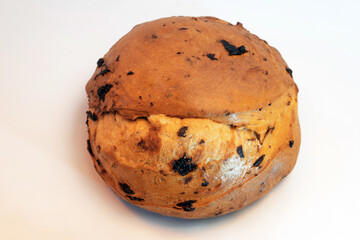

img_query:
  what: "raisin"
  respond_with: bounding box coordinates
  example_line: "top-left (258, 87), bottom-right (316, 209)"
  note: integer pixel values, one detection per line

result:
top-left (207, 54), bottom-right (218, 60)
top-left (289, 140), bottom-right (294, 148)
top-left (177, 126), bottom-right (188, 137)
top-left (286, 67), bottom-right (293, 78)
top-left (127, 71), bottom-right (134, 75)
top-left (119, 182), bottom-right (135, 195)
top-left (236, 145), bottom-right (245, 158)
top-left (151, 34), bottom-right (157, 39)
top-left (116, 55), bottom-right (119, 61)
top-left (87, 140), bottom-right (94, 156)
top-left (201, 180), bottom-right (209, 187)
top-left (215, 211), bottom-right (223, 216)
top-left (199, 139), bottom-right (205, 144)
top-left (178, 28), bottom-right (188, 30)
top-left (221, 40), bottom-right (247, 56)
top-left (94, 64), bottom-right (110, 80)
top-left (96, 159), bottom-right (101, 166)
top-left (126, 195), bottom-right (144, 201)
top-left (97, 58), bottom-right (104, 68)
top-left (137, 139), bottom-right (147, 150)
top-left (184, 176), bottom-right (193, 184)
top-left (173, 154), bottom-right (197, 176)
top-left (176, 200), bottom-right (197, 211)
top-left (86, 111), bottom-right (97, 122)
top-left (253, 155), bottom-right (265, 167)
top-left (97, 84), bottom-right (113, 102)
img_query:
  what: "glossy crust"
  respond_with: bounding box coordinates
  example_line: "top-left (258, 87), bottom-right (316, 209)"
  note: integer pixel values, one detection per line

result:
top-left (85, 16), bottom-right (296, 121)
top-left (85, 16), bottom-right (300, 219)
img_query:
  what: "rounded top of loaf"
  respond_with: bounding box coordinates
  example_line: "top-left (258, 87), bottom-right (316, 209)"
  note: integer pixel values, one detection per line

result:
top-left (86, 16), bottom-right (297, 120)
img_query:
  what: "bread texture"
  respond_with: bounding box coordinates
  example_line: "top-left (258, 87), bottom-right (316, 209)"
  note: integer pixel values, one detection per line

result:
top-left (85, 16), bottom-right (300, 219)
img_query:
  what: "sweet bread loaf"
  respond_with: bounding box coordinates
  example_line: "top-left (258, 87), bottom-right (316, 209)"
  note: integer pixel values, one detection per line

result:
top-left (85, 16), bottom-right (300, 219)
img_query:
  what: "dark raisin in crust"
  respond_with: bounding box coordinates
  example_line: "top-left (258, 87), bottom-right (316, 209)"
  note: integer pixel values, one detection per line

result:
top-left (289, 140), bottom-right (294, 148)
top-left (207, 54), bottom-right (218, 60)
top-left (94, 65), bottom-right (110, 79)
top-left (201, 180), bottom-right (209, 187)
top-left (173, 154), bottom-right (197, 176)
top-left (97, 84), bottom-right (113, 102)
top-left (176, 200), bottom-right (197, 211)
top-left (221, 40), bottom-right (247, 56)
top-left (127, 195), bottom-right (144, 201)
top-left (86, 111), bottom-right (97, 122)
top-left (253, 155), bottom-right (265, 167)
top-left (184, 176), bottom-right (193, 184)
top-left (177, 126), bottom-right (188, 137)
top-left (87, 140), bottom-right (94, 156)
top-left (119, 183), bottom-right (135, 195)
top-left (286, 67), bottom-right (293, 78)
top-left (97, 58), bottom-right (104, 68)
top-left (96, 159), bottom-right (101, 166)
top-left (214, 211), bottom-right (223, 216)
top-left (236, 145), bottom-right (245, 158)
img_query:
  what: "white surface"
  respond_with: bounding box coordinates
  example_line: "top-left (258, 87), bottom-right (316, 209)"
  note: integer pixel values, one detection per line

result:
top-left (1, 0), bottom-right (359, 239)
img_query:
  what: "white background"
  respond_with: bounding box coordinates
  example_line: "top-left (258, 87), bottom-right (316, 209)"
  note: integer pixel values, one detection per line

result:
top-left (1, 0), bottom-right (359, 239)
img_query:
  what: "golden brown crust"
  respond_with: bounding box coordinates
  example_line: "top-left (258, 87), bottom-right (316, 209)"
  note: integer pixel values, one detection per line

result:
top-left (85, 16), bottom-right (301, 219)
top-left (85, 16), bottom-right (297, 121)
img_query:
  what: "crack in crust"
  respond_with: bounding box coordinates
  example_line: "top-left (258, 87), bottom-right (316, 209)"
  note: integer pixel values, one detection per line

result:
top-left (86, 95), bottom-right (299, 218)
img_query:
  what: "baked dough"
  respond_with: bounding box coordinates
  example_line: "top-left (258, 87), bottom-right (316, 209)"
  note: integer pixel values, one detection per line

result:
top-left (86, 16), bottom-right (300, 219)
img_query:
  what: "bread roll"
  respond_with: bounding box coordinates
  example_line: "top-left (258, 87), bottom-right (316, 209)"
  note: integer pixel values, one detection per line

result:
top-left (85, 16), bottom-right (300, 219)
